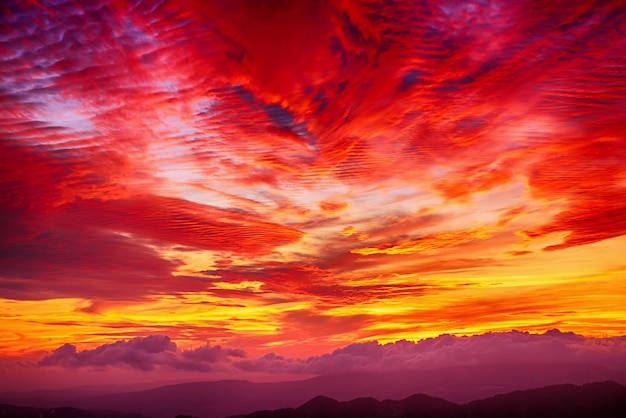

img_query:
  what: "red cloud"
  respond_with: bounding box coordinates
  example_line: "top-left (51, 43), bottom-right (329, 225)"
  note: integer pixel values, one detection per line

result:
top-left (522, 140), bottom-right (626, 251)
top-left (63, 195), bottom-right (303, 254)
top-left (433, 165), bottom-right (512, 201)
top-left (0, 142), bottom-right (184, 300)
top-left (0, 137), bottom-right (301, 299)
top-left (2, 0), bottom-right (626, 356)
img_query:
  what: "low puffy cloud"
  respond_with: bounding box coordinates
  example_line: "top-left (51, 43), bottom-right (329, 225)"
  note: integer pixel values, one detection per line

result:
top-left (42, 331), bottom-right (626, 375)
top-left (39, 335), bottom-right (245, 372)
top-left (235, 330), bottom-right (626, 374)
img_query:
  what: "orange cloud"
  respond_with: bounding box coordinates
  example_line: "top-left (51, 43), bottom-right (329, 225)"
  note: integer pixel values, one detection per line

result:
top-left (351, 227), bottom-right (493, 256)
top-left (319, 199), bottom-right (348, 214)
top-left (434, 165), bottom-right (513, 201)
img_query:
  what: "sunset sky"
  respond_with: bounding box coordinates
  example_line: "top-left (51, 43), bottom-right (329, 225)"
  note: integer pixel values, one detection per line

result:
top-left (1, 0), bottom-right (626, 390)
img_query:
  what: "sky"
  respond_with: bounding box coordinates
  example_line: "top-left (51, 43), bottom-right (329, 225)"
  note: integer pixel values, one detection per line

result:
top-left (1, 0), bottom-right (626, 390)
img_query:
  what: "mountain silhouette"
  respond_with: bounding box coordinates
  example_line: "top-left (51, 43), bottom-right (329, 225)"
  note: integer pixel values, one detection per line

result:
top-left (465, 381), bottom-right (626, 418)
top-left (0, 403), bottom-right (145, 418)
top-left (233, 381), bottom-right (626, 418)
top-left (2, 365), bottom-right (626, 417)
top-left (2, 381), bottom-right (625, 418)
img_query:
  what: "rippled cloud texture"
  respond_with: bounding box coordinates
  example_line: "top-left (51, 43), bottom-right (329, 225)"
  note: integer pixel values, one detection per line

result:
top-left (1, 0), bottom-right (626, 373)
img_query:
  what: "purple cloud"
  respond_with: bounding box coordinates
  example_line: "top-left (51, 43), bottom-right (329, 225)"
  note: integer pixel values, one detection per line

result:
top-left (38, 330), bottom-right (626, 375)
top-left (235, 330), bottom-right (626, 374)
top-left (39, 335), bottom-right (245, 372)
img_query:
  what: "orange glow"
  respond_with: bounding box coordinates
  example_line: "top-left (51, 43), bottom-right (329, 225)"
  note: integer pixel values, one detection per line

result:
top-left (350, 227), bottom-right (494, 255)
top-left (0, 0), bottom-right (625, 374)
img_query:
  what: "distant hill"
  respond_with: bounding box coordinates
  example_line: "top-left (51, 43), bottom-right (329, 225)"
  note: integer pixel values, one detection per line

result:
top-left (238, 394), bottom-right (462, 418)
top-left (233, 381), bottom-right (626, 418)
top-left (2, 363), bottom-right (626, 418)
top-left (0, 403), bottom-right (146, 418)
top-left (2, 381), bottom-right (625, 418)
top-left (465, 381), bottom-right (626, 418)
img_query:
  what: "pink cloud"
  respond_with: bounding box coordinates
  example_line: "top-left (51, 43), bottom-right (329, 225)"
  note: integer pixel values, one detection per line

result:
top-left (38, 335), bottom-right (245, 372)
top-left (40, 330), bottom-right (626, 375)
top-left (235, 330), bottom-right (626, 374)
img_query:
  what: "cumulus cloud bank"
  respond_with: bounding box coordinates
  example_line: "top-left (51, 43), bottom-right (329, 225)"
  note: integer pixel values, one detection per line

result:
top-left (39, 335), bottom-right (245, 371)
top-left (39, 330), bottom-right (626, 374)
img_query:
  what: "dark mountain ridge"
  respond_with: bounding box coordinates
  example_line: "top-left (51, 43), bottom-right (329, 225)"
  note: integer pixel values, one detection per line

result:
top-left (234, 381), bottom-right (626, 418)
top-left (0, 403), bottom-right (146, 418)
top-left (2, 364), bottom-right (626, 418)
top-left (2, 381), bottom-right (625, 418)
